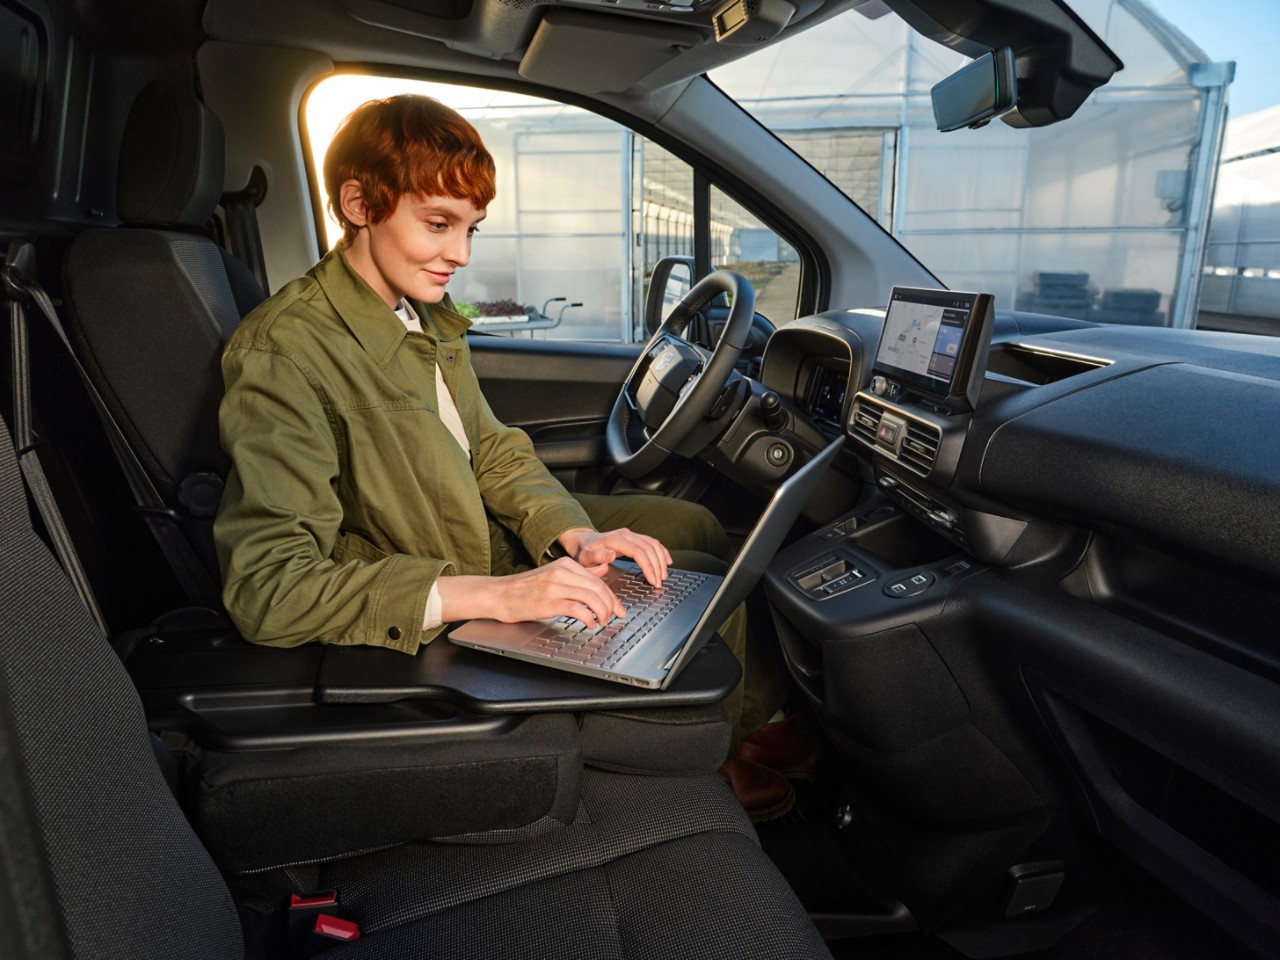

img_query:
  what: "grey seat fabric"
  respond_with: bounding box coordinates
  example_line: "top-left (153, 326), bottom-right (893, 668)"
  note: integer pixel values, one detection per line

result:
top-left (62, 82), bottom-right (263, 561)
top-left (308, 770), bottom-right (833, 959)
top-left (0, 407), bottom-right (832, 959)
top-left (321, 772), bottom-right (760, 928)
top-left (316, 830), bottom-right (830, 960)
top-left (64, 228), bottom-right (242, 497)
top-left (0, 415), bottom-right (243, 960)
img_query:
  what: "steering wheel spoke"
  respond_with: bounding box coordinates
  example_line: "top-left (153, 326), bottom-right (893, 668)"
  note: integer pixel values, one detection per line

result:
top-left (677, 365), bottom-right (703, 400)
top-left (606, 270), bottom-right (755, 478)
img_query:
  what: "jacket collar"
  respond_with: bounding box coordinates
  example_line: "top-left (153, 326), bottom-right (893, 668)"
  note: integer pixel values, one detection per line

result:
top-left (314, 247), bottom-right (472, 367)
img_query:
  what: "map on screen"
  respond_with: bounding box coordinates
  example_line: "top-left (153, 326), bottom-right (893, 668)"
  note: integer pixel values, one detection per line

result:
top-left (877, 294), bottom-right (972, 390)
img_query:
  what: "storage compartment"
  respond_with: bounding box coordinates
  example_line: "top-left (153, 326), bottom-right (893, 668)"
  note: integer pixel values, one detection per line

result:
top-left (171, 711), bottom-right (585, 873)
top-left (848, 512), bottom-right (956, 568)
top-left (986, 343), bottom-right (1109, 385)
top-left (790, 555), bottom-right (870, 599)
top-left (1027, 656), bottom-right (1280, 958)
top-left (1060, 536), bottom-right (1280, 683)
top-left (794, 556), bottom-right (857, 591)
top-left (1074, 706), bottom-right (1280, 900)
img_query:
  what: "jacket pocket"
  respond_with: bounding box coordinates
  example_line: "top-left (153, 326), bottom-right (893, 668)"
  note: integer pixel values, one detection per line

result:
top-left (332, 529), bottom-right (389, 565)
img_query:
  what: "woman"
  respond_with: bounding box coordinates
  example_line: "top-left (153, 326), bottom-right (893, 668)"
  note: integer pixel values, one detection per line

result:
top-left (214, 95), bottom-right (802, 817)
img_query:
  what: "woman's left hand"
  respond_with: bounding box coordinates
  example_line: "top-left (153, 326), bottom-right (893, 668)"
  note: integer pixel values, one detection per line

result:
top-left (558, 527), bottom-right (672, 586)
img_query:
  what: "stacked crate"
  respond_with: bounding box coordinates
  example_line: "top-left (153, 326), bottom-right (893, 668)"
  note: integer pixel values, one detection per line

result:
top-left (1022, 271), bottom-right (1095, 321)
top-left (1091, 289), bottom-right (1165, 326)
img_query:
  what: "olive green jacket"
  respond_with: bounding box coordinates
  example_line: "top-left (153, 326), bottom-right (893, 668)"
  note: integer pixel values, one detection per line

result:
top-left (214, 248), bottom-right (592, 654)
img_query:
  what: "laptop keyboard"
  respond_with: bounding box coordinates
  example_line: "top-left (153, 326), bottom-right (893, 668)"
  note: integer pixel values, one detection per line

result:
top-left (520, 568), bottom-right (708, 670)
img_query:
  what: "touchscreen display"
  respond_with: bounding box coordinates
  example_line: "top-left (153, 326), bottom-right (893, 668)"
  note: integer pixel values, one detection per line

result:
top-left (875, 289), bottom-right (979, 396)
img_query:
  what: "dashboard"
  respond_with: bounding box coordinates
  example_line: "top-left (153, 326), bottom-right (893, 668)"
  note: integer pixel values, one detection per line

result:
top-left (761, 295), bottom-right (1280, 578)
top-left (754, 293), bottom-right (1280, 954)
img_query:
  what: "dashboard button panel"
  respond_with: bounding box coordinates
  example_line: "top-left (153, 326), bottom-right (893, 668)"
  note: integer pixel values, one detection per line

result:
top-left (789, 554), bottom-right (874, 600)
top-left (883, 571), bottom-right (936, 598)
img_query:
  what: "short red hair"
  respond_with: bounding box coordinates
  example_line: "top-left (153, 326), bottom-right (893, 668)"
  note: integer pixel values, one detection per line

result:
top-left (324, 95), bottom-right (496, 244)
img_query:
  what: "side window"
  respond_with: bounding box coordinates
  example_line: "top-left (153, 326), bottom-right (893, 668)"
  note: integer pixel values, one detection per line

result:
top-left (710, 186), bottom-right (800, 325)
top-left (304, 75), bottom-right (801, 341)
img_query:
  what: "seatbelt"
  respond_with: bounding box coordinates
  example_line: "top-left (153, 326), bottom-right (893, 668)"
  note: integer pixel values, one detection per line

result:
top-left (3, 245), bottom-right (109, 635)
top-left (2, 242), bottom-right (220, 606)
top-left (220, 165), bottom-right (270, 294)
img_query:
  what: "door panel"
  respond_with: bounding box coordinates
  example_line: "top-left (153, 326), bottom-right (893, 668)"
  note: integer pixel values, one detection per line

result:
top-left (469, 334), bottom-right (638, 491)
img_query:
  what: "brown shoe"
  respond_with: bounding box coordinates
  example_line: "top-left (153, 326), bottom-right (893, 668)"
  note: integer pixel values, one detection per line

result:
top-left (737, 715), bottom-right (827, 780)
top-left (718, 756), bottom-right (796, 822)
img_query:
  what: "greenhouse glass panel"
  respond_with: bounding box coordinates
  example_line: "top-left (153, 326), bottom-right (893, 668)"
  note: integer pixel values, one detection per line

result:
top-left (712, 0), bottom-right (1225, 328)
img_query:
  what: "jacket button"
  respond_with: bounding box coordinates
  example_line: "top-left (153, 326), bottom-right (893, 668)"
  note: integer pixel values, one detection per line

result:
top-left (388, 626), bottom-right (402, 641)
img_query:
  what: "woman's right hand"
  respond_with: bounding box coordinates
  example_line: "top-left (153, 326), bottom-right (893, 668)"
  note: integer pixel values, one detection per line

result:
top-left (436, 557), bottom-right (627, 628)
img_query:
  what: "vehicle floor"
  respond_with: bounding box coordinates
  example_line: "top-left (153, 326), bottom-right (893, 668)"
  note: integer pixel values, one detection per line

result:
top-left (822, 871), bottom-right (1260, 960)
top-left (757, 780), bottom-right (1260, 960)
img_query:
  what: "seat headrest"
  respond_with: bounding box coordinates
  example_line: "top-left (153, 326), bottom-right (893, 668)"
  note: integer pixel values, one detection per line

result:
top-left (117, 82), bottom-right (225, 227)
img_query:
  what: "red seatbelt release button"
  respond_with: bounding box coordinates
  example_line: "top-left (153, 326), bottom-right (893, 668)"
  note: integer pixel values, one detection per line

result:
top-left (314, 913), bottom-right (361, 943)
top-left (290, 891), bottom-right (339, 910)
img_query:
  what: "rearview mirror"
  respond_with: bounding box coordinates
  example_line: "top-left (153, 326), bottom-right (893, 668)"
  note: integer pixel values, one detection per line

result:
top-left (645, 256), bottom-right (696, 335)
top-left (931, 47), bottom-right (1017, 132)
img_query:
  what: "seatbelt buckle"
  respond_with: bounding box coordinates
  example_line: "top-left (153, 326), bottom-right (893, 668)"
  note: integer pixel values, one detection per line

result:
top-left (287, 890), bottom-right (362, 958)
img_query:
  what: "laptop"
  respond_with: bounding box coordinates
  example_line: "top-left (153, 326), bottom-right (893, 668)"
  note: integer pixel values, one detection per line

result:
top-left (449, 437), bottom-right (843, 689)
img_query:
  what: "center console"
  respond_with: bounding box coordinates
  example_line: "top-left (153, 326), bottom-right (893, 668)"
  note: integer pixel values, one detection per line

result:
top-left (758, 287), bottom-right (1146, 943)
top-left (843, 287), bottom-right (1032, 562)
top-left (766, 286), bottom-right (995, 751)
top-left (765, 499), bottom-right (977, 709)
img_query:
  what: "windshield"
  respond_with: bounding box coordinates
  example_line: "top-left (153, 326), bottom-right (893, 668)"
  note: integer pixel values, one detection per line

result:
top-left (711, 0), bottom-right (1278, 336)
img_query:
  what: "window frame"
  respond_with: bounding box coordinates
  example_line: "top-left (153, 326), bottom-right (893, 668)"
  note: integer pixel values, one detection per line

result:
top-left (298, 66), bottom-right (829, 332)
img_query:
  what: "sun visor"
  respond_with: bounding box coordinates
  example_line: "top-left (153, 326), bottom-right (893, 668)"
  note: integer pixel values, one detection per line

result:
top-left (519, 9), bottom-right (706, 94)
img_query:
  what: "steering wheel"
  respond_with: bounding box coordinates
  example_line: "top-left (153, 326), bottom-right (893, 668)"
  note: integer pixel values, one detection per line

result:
top-left (607, 270), bottom-right (755, 478)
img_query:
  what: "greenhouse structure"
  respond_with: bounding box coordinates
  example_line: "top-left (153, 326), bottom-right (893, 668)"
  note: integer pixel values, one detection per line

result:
top-left (306, 0), bottom-right (1233, 341)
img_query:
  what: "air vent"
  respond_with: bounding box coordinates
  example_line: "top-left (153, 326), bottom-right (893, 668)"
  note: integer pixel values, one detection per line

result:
top-left (900, 420), bottom-right (941, 475)
top-left (850, 397), bottom-right (882, 447)
top-left (850, 394), bottom-right (941, 477)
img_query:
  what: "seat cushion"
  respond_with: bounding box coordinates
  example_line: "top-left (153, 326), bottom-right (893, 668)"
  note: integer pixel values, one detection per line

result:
top-left (580, 702), bottom-right (731, 776)
top-left (285, 771), bottom-right (832, 959)
top-left (317, 831), bottom-right (830, 959)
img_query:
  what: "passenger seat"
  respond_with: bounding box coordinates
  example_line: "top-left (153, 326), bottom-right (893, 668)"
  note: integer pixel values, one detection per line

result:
top-left (0, 407), bottom-right (832, 959)
top-left (24, 82), bottom-right (835, 960)
top-left (63, 81), bottom-right (264, 594)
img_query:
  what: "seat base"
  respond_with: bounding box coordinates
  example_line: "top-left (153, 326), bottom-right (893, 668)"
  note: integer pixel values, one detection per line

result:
top-left (234, 770), bottom-right (834, 960)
